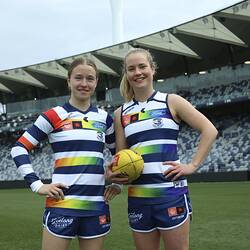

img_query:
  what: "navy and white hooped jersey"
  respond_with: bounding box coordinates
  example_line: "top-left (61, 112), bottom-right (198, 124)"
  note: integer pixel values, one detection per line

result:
top-left (121, 91), bottom-right (188, 206)
top-left (11, 102), bottom-right (115, 216)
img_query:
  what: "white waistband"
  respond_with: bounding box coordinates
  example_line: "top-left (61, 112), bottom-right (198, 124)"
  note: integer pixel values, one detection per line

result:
top-left (129, 179), bottom-right (188, 189)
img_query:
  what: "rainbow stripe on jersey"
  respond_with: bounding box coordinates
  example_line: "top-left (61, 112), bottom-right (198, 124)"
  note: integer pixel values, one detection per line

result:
top-left (121, 91), bottom-right (188, 205)
top-left (134, 144), bottom-right (169, 155)
top-left (11, 102), bottom-right (115, 216)
top-left (60, 118), bottom-right (107, 132)
top-left (55, 156), bottom-right (103, 168)
top-left (122, 108), bottom-right (171, 127)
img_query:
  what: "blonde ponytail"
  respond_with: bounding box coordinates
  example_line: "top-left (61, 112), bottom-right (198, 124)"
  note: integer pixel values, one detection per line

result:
top-left (120, 74), bottom-right (134, 102)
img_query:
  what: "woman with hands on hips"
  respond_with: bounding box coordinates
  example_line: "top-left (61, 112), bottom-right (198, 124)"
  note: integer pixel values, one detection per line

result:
top-left (107, 48), bottom-right (218, 250)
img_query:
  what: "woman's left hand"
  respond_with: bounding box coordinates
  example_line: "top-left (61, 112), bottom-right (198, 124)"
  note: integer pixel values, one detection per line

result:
top-left (104, 184), bottom-right (122, 203)
top-left (162, 161), bottom-right (197, 181)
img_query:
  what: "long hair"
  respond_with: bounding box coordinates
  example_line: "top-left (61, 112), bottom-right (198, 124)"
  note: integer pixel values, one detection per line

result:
top-left (120, 74), bottom-right (134, 102)
top-left (120, 48), bottom-right (157, 102)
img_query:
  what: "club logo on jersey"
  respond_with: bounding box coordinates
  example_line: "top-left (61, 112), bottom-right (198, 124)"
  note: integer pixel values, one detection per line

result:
top-left (97, 131), bottom-right (104, 141)
top-left (152, 118), bottom-right (163, 128)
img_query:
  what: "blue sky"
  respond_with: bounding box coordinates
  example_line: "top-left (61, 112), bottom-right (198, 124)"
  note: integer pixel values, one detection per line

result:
top-left (0, 0), bottom-right (241, 70)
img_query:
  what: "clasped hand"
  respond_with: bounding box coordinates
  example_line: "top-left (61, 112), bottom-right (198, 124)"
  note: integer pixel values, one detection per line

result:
top-left (38, 183), bottom-right (69, 200)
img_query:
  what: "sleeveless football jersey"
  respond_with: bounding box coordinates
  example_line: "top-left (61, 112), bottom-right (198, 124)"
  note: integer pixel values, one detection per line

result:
top-left (11, 102), bottom-right (115, 216)
top-left (121, 91), bottom-right (188, 206)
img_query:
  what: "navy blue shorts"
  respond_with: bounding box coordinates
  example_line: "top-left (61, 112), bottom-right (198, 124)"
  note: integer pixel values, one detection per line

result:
top-left (128, 194), bottom-right (192, 232)
top-left (43, 210), bottom-right (111, 239)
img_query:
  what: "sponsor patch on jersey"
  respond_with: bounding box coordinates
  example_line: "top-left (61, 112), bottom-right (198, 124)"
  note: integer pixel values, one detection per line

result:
top-left (122, 115), bottom-right (131, 127)
top-left (130, 113), bottom-right (139, 123)
top-left (62, 122), bottom-right (73, 131)
top-left (149, 109), bottom-right (167, 117)
top-left (92, 121), bottom-right (106, 131)
top-left (72, 121), bottom-right (82, 129)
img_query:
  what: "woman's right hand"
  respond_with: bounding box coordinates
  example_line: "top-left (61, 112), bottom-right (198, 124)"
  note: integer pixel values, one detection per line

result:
top-left (105, 164), bottom-right (129, 184)
top-left (38, 183), bottom-right (69, 200)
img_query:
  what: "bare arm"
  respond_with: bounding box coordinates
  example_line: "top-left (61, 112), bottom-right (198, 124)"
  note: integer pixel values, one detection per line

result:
top-left (164, 94), bottom-right (218, 180)
top-left (114, 107), bottom-right (128, 152)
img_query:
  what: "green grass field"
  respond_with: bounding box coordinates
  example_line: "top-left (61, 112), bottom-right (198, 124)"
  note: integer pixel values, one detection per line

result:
top-left (0, 182), bottom-right (249, 250)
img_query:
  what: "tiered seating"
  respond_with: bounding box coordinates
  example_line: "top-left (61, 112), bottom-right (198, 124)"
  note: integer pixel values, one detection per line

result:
top-left (0, 136), bottom-right (53, 181)
top-left (182, 79), bottom-right (250, 106)
top-left (0, 112), bottom-right (38, 133)
top-left (178, 113), bottom-right (250, 172)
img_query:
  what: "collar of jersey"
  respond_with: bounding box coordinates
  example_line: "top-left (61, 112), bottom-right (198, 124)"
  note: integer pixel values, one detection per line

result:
top-left (132, 90), bottom-right (157, 105)
top-left (63, 102), bottom-right (98, 114)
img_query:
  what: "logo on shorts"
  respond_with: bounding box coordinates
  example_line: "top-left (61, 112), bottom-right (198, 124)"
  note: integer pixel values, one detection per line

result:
top-left (99, 215), bottom-right (106, 225)
top-left (167, 206), bottom-right (185, 220)
top-left (99, 215), bottom-right (110, 229)
top-left (168, 207), bottom-right (177, 217)
top-left (51, 216), bottom-right (73, 229)
top-left (99, 215), bottom-right (110, 225)
top-left (128, 212), bottom-right (143, 223)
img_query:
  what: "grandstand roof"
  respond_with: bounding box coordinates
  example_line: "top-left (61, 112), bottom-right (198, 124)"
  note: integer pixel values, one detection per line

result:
top-left (0, 0), bottom-right (250, 102)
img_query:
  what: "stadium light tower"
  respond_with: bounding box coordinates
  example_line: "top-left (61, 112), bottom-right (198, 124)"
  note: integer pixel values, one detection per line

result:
top-left (109, 0), bottom-right (124, 44)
